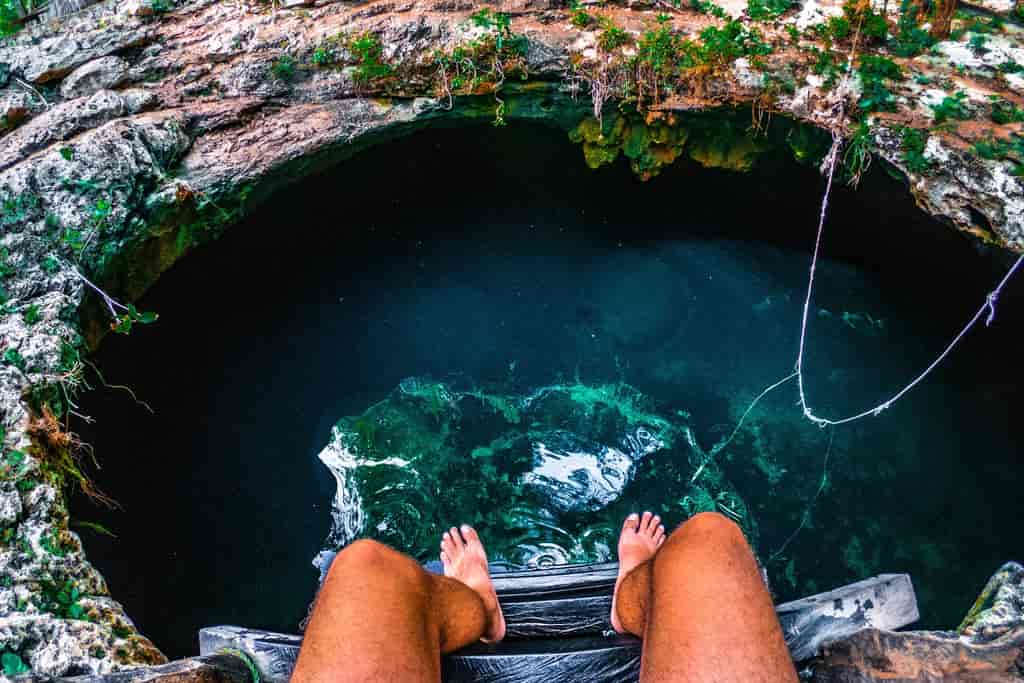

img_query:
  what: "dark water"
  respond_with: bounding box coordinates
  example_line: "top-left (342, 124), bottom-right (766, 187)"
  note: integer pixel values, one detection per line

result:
top-left (75, 118), bottom-right (1024, 659)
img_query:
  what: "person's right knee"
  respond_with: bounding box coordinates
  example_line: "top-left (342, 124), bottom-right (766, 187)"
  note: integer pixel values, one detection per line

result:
top-left (678, 511), bottom-right (745, 541)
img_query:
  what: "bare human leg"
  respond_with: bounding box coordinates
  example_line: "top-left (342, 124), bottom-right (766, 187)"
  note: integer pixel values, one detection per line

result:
top-left (612, 512), bottom-right (798, 683)
top-left (292, 527), bottom-right (505, 683)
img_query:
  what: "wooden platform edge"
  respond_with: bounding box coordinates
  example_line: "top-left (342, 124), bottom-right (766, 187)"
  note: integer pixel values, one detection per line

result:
top-left (193, 573), bottom-right (918, 683)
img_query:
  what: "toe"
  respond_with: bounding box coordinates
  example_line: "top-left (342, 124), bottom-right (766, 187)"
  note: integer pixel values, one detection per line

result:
top-left (450, 526), bottom-right (464, 549)
top-left (622, 513), bottom-right (640, 532)
top-left (440, 550), bottom-right (450, 569)
top-left (653, 525), bottom-right (666, 544)
top-left (650, 515), bottom-right (661, 536)
top-left (441, 532), bottom-right (454, 556)
top-left (461, 524), bottom-right (480, 545)
top-left (640, 511), bottom-right (653, 532)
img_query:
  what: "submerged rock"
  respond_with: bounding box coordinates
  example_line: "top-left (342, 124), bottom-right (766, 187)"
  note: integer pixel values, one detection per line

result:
top-left (315, 379), bottom-right (753, 569)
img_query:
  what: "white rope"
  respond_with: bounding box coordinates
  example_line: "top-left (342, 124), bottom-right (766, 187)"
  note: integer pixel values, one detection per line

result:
top-left (793, 133), bottom-right (1024, 427)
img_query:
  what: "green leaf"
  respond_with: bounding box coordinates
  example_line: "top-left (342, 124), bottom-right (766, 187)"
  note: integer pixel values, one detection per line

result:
top-left (2, 651), bottom-right (29, 676)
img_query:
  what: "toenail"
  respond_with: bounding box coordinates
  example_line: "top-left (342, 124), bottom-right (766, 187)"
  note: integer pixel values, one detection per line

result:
top-left (628, 513), bottom-right (638, 520)
top-left (461, 524), bottom-right (471, 533)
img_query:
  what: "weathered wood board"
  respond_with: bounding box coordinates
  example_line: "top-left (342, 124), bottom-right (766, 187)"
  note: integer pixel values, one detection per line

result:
top-left (194, 569), bottom-right (918, 683)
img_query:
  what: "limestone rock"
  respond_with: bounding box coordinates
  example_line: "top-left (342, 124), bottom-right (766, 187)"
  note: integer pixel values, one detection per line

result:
top-left (0, 488), bottom-right (22, 525)
top-left (806, 626), bottom-right (1024, 682)
top-left (959, 561), bottom-right (1024, 644)
top-left (59, 57), bottom-right (130, 100)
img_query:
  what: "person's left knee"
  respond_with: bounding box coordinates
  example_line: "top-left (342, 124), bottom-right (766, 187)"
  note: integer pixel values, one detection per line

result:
top-left (328, 539), bottom-right (425, 586)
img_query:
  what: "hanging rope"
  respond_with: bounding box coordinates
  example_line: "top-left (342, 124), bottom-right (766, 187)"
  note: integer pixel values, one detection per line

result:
top-left (793, 132), bottom-right (1024, 427)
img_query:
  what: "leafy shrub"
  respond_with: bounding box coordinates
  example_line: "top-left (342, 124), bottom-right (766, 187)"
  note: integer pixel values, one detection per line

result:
top-left (842, 0), bottom-right (888, 41)
top-left (570, 9), bottom-right (593, 28)
top-left (899, 127), bottom-right (930, 173)
top-left (747, 0), bottom-right (793, 21)
top-left (598, 17), bottom-right (630, 51)
top-left (270, 55), bottom-right (297, 82)
top-left (857, 54), bottom-right (903, 112)
top-left (348, 33), bottom-right (393, 83)
top-left (990, 97), bottom-right (1024, 124)
top-left (679, 20), bottom-right (771, 68)
top-left (311, 46), bottom-right (336, 67)
top-left (889, 0), bottom-right (934, 56)
top-left (931, 91), bottom-right (971, 123)
top-left (691, 0), bottom-right (729, 18)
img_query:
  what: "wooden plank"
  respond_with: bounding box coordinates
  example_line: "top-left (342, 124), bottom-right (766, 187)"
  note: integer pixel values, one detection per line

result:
top-left (491, 563), bottom-right (618, 599)
top-left (58, 654), bottom-right (251, 683)
top-left (502, 595), bottom-right (611, 638)
top-left (775, 573), bottom-right (919, 661)
top-left (199, 573), bottom-right (918, 682)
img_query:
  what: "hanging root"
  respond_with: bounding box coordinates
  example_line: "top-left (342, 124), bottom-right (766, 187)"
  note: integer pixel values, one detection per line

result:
top-left (26, 405), bottom-right (119, 509)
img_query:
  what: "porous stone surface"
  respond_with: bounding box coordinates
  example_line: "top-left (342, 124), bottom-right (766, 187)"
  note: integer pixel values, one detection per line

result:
top-left (0, 0), bottom-right (1022, 674)
top-left (59, 56), bottom-right (130, 99)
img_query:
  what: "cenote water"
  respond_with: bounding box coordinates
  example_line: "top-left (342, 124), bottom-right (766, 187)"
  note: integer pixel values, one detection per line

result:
top-left (73, 118), bottom-right (1024, 659)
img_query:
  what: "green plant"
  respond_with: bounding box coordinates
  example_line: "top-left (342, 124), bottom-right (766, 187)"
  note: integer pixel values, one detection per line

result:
top-left (679, 20), bottom-right (771, 68)
top-left (22, 304), bottom-right (39, 325)
top-left (348, 32), bottom-right (393, 83)
top-left (270, 55), bottom-right (297, 82)
top-left (972, 134), bottom-right (1009, 159)
top-left (41, 254), bottom-right (60, 275)
top-left (990, 97), bottom-right (1024, 124)
top-left (148, 0), bottom-right (171, 13)
top-left (35, 578), bottom-right (88, 620)
top-left (968, 33), bottom-right (989, 54)
top-left (899, 127), bottom-right (930, 173)
top-left (638, 18), bottom-right (683, 77)
top-left (931, 91), bottom-right (971, 123)
top-left (3, 348), bottom-right (25, 371)
top-left (691, 0), bottom-right (729, 18)
top-left (842, 0), bottom-right (887, 41)
top-left (111, 303), bottom-right (158, 335)
top-left (857, 54), bottom-right (903, 112)
top-left (311, 46), bottom-right (336, 67)
top-left (809, 47), bottom-right (841, 88)
top-left (598, 17), bottom-right (630, 51)
top-left (889, 0), bottom-right (934, 56)
top-left (570, 9), bottom-right (593, 28)
top-left (747, 0), bottom-right (793, 20)
top-left (843, 120), bottom-right (873, 184)
top-left (2, 651), bottom-right (29, 677)
top-left (59, 147), bottom-right (74, 161)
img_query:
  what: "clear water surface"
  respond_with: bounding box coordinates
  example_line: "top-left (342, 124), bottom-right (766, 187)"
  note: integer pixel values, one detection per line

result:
top-left (75, 120), bottom-right (1024, 659)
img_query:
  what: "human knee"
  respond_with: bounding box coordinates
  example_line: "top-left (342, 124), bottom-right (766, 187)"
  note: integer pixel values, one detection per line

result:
top-left (330, 539), bottom-right (420, 580)
top-left (667, 511), bottom-right (747, 550)
top-left (681, 511), bottom-right (744, 538)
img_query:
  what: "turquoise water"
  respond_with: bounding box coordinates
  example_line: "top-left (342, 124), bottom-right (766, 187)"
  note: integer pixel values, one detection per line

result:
top-left (76, 119), bottom-right (1024, 658)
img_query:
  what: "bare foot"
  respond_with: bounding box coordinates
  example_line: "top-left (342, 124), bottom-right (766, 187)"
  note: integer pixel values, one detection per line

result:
top-left (440, 524), bottom-right (506, 643)
top-left (611, 511), bottom-right (665, 634)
